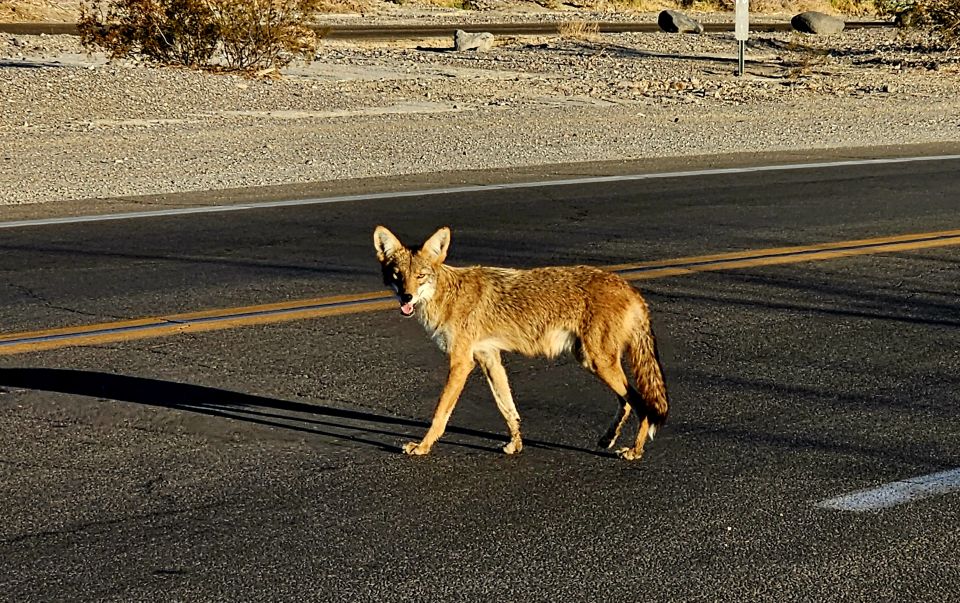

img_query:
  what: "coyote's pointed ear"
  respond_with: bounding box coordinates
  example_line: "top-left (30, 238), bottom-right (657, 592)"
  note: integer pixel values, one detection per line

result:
top-left (373, 226), bottom-right (403, 261)
top-left (421, 227), bottom-right (451, 264)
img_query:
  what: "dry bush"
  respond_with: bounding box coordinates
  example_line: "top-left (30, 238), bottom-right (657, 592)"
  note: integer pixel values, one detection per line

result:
top-left (78, 0), bottom-right (218, 66)
top-left (214, 0), bottom-right (321, 70)
top-left (880, 0), bottom-right (960, 45)
top-left (557, 20), bottom-right (601, 41)
top-left (78, 0), bottom-right (325, 72)
top-left (926, 0), bottom-right (960, 43)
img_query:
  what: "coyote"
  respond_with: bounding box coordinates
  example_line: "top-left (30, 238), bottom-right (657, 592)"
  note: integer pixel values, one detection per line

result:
top-left (373, 226), bottom-right (669, 461)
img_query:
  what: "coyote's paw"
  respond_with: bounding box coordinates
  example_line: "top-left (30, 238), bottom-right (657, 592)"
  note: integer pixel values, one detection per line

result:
top-left (615, 447), bottom-right (644, 461)
top-left (502, 439), bottom-right (523, 455)
top-left (402, 441), bottom-right (430, 456)
top-left (598, 434), bottom-right (618, 450)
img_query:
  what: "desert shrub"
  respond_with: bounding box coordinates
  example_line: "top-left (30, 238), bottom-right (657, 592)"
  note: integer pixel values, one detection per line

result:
top-left (78, 0), bottom-right (218, 66)
top-left (878, 0), bottom-right (960, 45)
top-left (212, 0), bottom-right (321, 70)
top-left (78, 0), bottom-right (325, 72)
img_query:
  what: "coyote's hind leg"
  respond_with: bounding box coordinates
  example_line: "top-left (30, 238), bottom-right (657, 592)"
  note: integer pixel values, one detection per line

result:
top-left (599, 395), bottom-right (632, 449)
top-left (475, 349), bottom-right (523, 454)
top-left (585, 352), bottom-right (648, 460)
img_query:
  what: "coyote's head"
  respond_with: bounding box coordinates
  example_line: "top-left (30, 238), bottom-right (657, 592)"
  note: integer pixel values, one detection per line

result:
top-left (373, 226), bottom-right (450, 318)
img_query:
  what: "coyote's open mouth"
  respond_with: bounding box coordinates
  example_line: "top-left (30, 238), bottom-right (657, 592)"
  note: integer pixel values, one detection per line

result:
top-left (400, 301), bottom-right (415, 317)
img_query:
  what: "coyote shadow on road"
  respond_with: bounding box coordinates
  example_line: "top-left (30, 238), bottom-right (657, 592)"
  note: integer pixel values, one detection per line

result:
top-left (0, 367), bottom-right (605, 457)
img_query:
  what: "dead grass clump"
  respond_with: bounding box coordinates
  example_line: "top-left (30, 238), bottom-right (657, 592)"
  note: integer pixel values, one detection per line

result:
top-left (591, 0), bottom-right (673, 11)
top-left (78, 0), bottom-right (325, 73)
top-left (829, 0), bottom-right (878, 15)
top-left (783, 35), bottom-right (830, 77)
top-left (557, 20), bottom-right (601, 41)
top-left (408, 0), bottom-right (480, 8)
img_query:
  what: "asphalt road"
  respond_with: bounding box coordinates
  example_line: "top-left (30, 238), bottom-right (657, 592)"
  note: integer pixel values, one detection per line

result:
top-left (1, 150), bottom-right (959, 601)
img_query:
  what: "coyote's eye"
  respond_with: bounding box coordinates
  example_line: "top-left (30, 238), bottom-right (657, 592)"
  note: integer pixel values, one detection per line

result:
top-left (416, 273), bottom-right (427, 280)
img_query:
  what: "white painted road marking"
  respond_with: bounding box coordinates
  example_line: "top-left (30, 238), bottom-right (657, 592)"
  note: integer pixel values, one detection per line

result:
top-left (817, 468), bottom-right (960, 512)
top-left (1, 154), bottom-right (959, 229)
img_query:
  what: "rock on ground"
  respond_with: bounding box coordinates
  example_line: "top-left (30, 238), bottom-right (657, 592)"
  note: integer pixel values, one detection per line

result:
top-left (454, 30), bottom-right (494, 52)
top-left (792, 11), bottom-right (846, 35)
top-left (658, 10), bottom-right (705, 34)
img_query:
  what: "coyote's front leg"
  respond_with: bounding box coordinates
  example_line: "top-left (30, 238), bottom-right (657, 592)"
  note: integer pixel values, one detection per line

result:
top-left (403, 352), bottom-right (475, 456)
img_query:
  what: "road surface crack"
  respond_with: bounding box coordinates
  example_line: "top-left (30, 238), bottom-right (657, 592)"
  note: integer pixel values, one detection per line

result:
top-left (0, 501), bottom-right (232, 545)
top-left (7, 284), bottom-right (126, 321)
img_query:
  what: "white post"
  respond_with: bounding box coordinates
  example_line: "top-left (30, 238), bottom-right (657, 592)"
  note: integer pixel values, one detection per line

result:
top-left (735, 0), bottom-right (749, 76)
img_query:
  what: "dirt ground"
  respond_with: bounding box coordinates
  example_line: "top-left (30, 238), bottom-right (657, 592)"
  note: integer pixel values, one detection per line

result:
top-left (0, 0), bottom-right (76, 22)
top-left (0, 0), bottom-right (849, 23)
top-left (1, 1), bottom-right (959, 208)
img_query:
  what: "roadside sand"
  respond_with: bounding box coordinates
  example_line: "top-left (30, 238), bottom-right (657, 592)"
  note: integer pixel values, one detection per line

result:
top-left (1, 13), bottom-right (959, 207)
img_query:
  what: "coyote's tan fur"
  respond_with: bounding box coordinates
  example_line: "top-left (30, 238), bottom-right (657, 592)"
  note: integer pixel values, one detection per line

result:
top-left (373, 226), bottom-right (669, 461)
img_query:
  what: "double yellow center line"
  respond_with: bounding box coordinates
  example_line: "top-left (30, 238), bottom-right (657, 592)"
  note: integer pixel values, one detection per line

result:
top-left (2, 228), bottom-right (959, 356)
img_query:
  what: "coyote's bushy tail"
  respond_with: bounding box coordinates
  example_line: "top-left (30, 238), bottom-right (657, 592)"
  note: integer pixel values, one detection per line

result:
top-left (628, 321), bottom-right (670, 440)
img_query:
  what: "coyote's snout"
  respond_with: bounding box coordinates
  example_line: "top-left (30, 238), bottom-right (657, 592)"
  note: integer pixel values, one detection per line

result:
top-left (374, 225), bottom-right (669, 461)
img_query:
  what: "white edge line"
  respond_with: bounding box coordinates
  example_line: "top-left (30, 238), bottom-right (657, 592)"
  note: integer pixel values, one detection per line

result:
top-left (3, 154), bottom-right (960, 230)
top-left (816, 467), bottom-right (960, 512)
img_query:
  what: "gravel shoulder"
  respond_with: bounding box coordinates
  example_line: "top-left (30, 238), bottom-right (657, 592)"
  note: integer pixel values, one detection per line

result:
top-left (2, 18), bottom-right (960, 209)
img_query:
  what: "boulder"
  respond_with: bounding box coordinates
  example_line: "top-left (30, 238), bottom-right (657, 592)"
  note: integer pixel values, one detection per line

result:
top-left (657, 10), bottom-right (705, 34)
top-left (454, 30), bottom-right (494, 52)
top-left (791, 11), bottom-right (845, 35)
